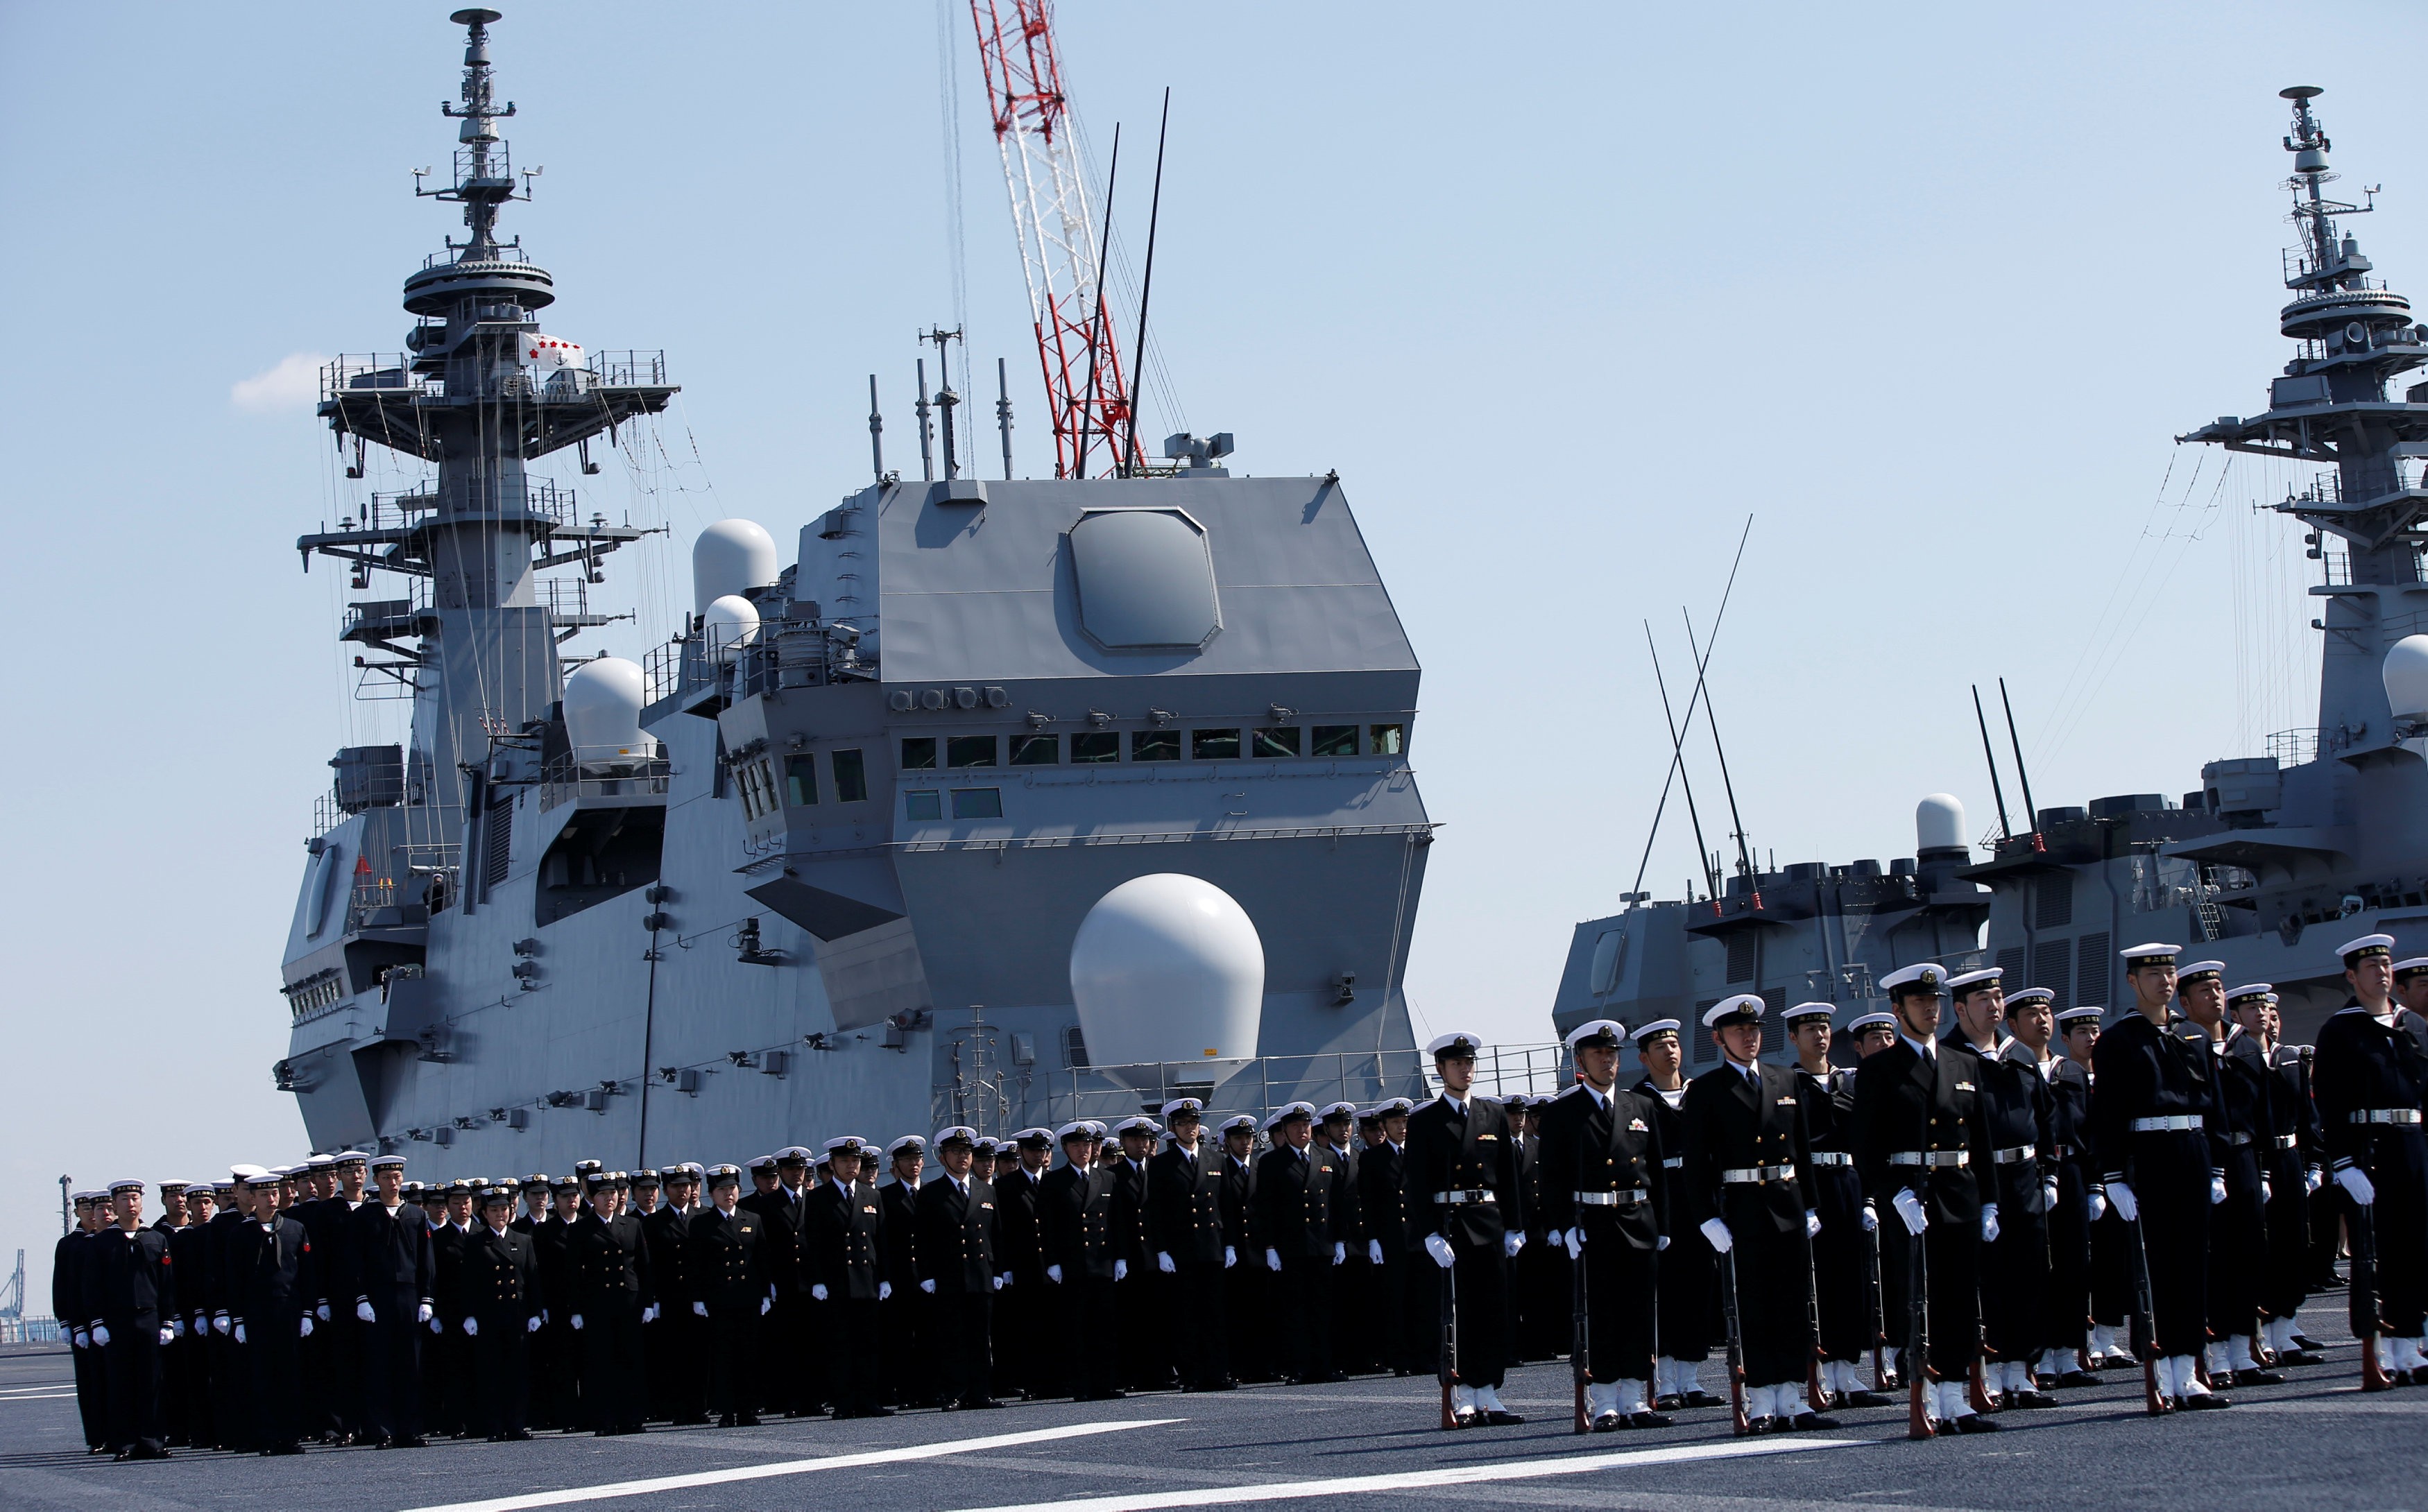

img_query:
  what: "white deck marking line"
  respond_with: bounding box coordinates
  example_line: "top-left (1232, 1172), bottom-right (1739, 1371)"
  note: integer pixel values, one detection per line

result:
top-left (396, 1418), bottom-right (1178, 1512)
top-left (944, 1435), bottom-right (1864, 1512)
top-left (0, 1389), bottom-right (77, 1400)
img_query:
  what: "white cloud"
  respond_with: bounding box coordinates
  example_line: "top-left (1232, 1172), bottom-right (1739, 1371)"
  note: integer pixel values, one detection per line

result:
top-left (230, 352), bottom-right (329, 414)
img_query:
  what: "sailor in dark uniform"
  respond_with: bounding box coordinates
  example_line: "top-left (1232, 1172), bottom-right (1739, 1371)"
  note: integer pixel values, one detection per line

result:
top-left (2314, 932), bottom-right (2428, 1383)
top-left (2229, 986), bottom-right (2325, 1366)
top-left (1406, 1031), bottom-right (1526, 1427)
top-left (1632, 1018), bottom-right (1718, 1409)
top-left (878, 1135), bottom-right (930, 1407)
top-left (167, 1182), bottom-right (216, 1447)
top-left (1216, 1115), bottom-right (1267, 1382)
top-left (803, 1135), bottom-right (892, 1417)
top-left (1539, 1019), bottom-right (1672, 1429)
top-left (1040, 1121), bottom-right (1122, 1400)
top-left (228, 1166), bottom-right (321, 1454)
top-left (992, 1128), bottom-right (1054, 1400)
top-left (915, 1126), bottom-right (1004, 1409)
top-left (202, 1176), bottom-right (250, 1447)
top-left (2094, 942), bottom-right (2232, 1410)
top-left (2017, 999), bottom-right (2098, 1386)
top-left (687, 1165), bottom-right (770, 1427)
top-left (1317, 1101), bottom-right (1373, 1372)
top-left (1851, 962), bottom-right (1997, 1432)
top-left (57, 1192), bottom-right (108, 1453)
top-left (1105, 1116), bottom-right (1166, 1391)
top-left (146, 1180), bottom-right (191, 1449)
top-left (1358, 1099), bottom-right (1418, 1376)
top-left (349, 1154), bottom-right (434, 1448)
top-left (455, 1186), bottom-right (540, 1440)
top-left (1255, 1101), bottom-right (1338, 1385)
top-left (1945, 966), bottom-right (2057, 1409)
top-left (569, 1169), bottom-right (654, 1435)
top-left (1507, 1094), bottom-right (1568, 1364)
top-left (85, 1180), bottom-right (177, 1459)
top-left (2061, 1007), bottom-right (2132, 1368)
top-left (1786, 1002), bottom-right (1889, 1409)
top-left (2179, 963), bottom-right (2282, 1386)
top-left (1147, 1098), bottom-right (1232, 1391)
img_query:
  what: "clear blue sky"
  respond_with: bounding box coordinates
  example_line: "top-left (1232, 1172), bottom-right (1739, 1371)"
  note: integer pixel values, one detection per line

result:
top-left (3, 1), bottom-right (2415, 1298)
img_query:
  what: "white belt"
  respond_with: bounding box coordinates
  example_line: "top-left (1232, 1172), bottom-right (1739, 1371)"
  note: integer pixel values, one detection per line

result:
top-left (1431, 1189), bottom-right (1497, 1204)
top-left (2351, 1108), bottom-right (2423, 1126)
top-left (1889, 1151), bottom-right (1969, 1168)
top-left (2271, 1133), bottom-right (2300, 1149)
top-left (2130, 1115), bottom-right (2204, 1133)
top-left (1809, 1151), bottom-right (1854, 1167)
top-left (1720, 1165), bottom-right (1796, 1184)
top-left (1992, 1144), bottom-right (2037, 1165)
top-left (1571, 1189), bottom-right (1649, 1207)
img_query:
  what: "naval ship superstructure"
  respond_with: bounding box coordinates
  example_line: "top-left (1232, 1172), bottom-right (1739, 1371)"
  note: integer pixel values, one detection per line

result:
top-left (278, 11), bottom-right (1448, 1170)
top-left (1552, 87), bottom-right (2428, 1060)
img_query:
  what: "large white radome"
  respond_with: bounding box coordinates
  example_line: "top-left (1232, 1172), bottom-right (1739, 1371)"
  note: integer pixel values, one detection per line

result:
top-left (692, 518), bottom-right (779, 614)
top-left (561, 656), bottom-right (651, 757)
top-left (1070, 873), bottom-right (1264, 1074)
top-left (2385, 635), bottom-right (2428, 719)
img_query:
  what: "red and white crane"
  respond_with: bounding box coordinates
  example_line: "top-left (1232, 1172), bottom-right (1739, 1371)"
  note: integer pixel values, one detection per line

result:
top-left (969, 0), bottom-right (1134, 477)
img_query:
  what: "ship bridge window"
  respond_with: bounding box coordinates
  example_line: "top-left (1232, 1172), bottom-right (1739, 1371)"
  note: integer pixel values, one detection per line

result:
top-left (786, 755), bottom-right (819, 807)
top-left (1312, 725), bottom-right (1358, 758)
top-left (1192, 728), bottom-right (1242, 761)
top-left (952, 788), bottom-right (1004, 820)
top-left (900, 737), bottom-right (937, 771)
top-left (1251, 727), bottom-right (1302, 758)
top-left (904, 789), bottom-right (943, 821)
top-left (947, 735), bottom-right (999, 768)
top-left (1369, 723), bottom-right (1405, 757)
top-left (1131, 730), bottom-right (1181, 762)
top-left (1011, 734), bottom-right (1059, 766)
top-left (832, 748), bottom-right (868, 803)
top-left (1072, 732), bottom-right (1120, 764)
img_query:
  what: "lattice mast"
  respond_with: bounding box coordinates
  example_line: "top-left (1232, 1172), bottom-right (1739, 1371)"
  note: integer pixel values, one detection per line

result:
top-left (970, 0), bottom-right (1132, 477)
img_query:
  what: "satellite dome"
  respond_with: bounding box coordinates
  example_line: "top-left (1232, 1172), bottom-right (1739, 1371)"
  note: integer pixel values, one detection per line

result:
top-left (1069, 873), bottom-right (1264, 1078)
top-left (700, 594), bottom-right (760, 664)
top-left (561, 657), bottom-right (650, 757)
top-left (1915, 793), bottom-right (1967, 852)
top-left (691, 519), bottom-right (779, 614)
top-left (2384, 635), bottom-right (2428, 719)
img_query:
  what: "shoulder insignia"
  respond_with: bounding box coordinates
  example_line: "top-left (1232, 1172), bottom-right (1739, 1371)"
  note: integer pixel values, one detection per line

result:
top-left (1628, 1117), bottom-right (1648, 1132)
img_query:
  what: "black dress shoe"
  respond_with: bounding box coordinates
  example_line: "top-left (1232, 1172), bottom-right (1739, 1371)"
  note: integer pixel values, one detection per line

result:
top-left (1953, 1414), bottom-right (1999, 1433)
top-left (2010, 1391), bottom-right (2058, 1409)
top-left (2180, 1391), bottom-right (2232, 1409)
top-left (505, 1429), bottom-right (533, 1441)
top-left (1843, 1390), bottom-right (1893, 1408)
top-left (264, 1442), bottom-right (305, 1456)
top-left (1629, 1410), bottom-right (1674, 1429)
top-left (1483, 1409), bottom-right (1525, 1425)
top-left (1683, 1390), bottom-right (1725, 1409)
top-left (735, 1414), bottom-right (762, 1427)
top-left (2055, 1371), bottom-right (2099, 1389)
top-left (1653, 1393), bottom-right (1684, 1411)
top-left (1792, 1411), bottom-right (1841, 1429)
top-left (2291, 1332), bottom-right (2324, 1352)
top-left (2234, 1368), bottom-right (2286, 1386)
top-left (1741, 1415), bottom-right (1776, 1435)
top-left (716, 1414), bottom-right (737, 1428)
top-left (1591, 1413), bottom-right (1623, 1432)
top-left (672, 1414), bottom-right (710, 1426)
top-left (2277, 1350), bottom-right (2324, 1368)
top-left (394, 1435), bottom-right (430, 1448)
top-left (961, 1397), bottom-right (1007, 1410)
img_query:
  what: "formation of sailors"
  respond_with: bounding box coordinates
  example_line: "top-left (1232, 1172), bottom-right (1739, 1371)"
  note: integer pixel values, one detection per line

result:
top-left (51, 932), bottom-right (2427, 1457)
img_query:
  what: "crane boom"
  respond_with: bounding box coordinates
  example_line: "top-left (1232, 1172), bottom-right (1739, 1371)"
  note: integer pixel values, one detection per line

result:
top-left (969, 0), bottom-right (1132, 476)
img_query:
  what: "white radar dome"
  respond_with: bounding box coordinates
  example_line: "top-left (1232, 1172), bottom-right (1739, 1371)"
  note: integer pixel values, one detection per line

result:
top-left (2384, 635), bottom-right (2428, 719)
top-left (692, 519), bottom-right (779, 614)
top-left (700, 594), bottom-right (760, 664)
top-left (1070, 873), bottom-right (1264, 1076)
top-left (1916, 793), bottom-right (1967, 852)
top-left (562, 657), bottom-right (651, 757)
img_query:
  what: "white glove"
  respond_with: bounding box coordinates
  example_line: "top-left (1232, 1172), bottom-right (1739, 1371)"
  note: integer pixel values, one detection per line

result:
top-left (1221, 1248), bottom-right (1235, 1271)
top-left (1892, 1189), bottom-right (1928, 1235)
top-left (425, 1316), bottom-right (439, 1335)
top-left (316, 1303), bottom-right (331, 1321)
top-left (1157, 1251), bottom-right (1176, 1275)
top-left (236, 1322), bottom-right (249, 1344)
top-left (1503, 1231), bottom-right (1525, 1258)
top-left (1047, 1264), bottom-right (1063, 1284)
top-left (2044, 1179), bottom-right (2060, 1210)
top-left (92, 1324), bottom-right (112, 1348)
top-left (300, 1316), bottom-right (315, 1339)
top-left (918, 1278), bottom-right (937, 1295)
top-left (990, 1275), bottom-right (1004, 1291)
top-left (2107, 1181), bottom-right (2139, 1223)
top-left (878, 1281), bottom-right (892, 1300)
top-left (2209, 1175), bottom-right (2228, 1206)
top-left (461, 1317), bottom-right (477, 1337)
top-left (71, 1329), bottom-right (87, 1350)
top-left (2262, 1179), bottom-right (2273, 1204)
top-left (1368, 1239), bottom-right (1385, 1265)
top-left (642, 1303), bottom-right (659, 1323)
top-left (570, 1313), bottom-right (584, 1331)
top-left (1562, 1226), bottom-right (1584, 1258)
top-left (1698, 1218), bottom-right (1734, 1255)
top-left (997, 1273), bottom-right (1012, 1289)
top-left (2087, 1189), bottom-right (2108, 1223)
top-left (158, 1327), bottom-right (173, 1346)
top-left (1981, 1204), bottom-right (2000, 1244)
top-left (526, 1314), bottom-right (542, 1333)
top-left (692, 1300), bottom-right (708, 1318)
top-left (1113, 1260), bottom-right (1128, 1282)
top-left (415, 1303), bottom-right (433, 1325)
top-left (1805, 1209), bottom-right (1822, 1238)
top-left (357, 1300), bottom-right (376, 1323)
top-left (810, 1285), bottom-right (829, 1301)
top-left (1424, 1233), bottom-right (1454, 1269)
top-left (2338, 1166), bottom-right (2377, 1205)
top-left (1333, 1242), bottom-right (1347, 1265)
top-left (2306, 1165), bottom-right (2324, 1194)
top-left (1265, 1248), bottom-right (1283, 1272)
top-left (1656, 1233), bottom-right (1670, 1251)
top-left (759, 1296), bottom-right (773, 1314)
top-left (171, 1317), bottom-right (185, 1338)
top-left (213, 1312), bottom-right (230, 1336)
top-left (1860, 1203), bottom-right (1879, 1233)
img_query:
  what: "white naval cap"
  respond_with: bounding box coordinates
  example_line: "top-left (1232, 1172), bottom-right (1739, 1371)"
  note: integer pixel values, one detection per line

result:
top-left (1424, 1031), bottom-right (1486, 1058)
top-left (745, 1154), bottom-right (778, 1171)
top-left (1317, 1101), bottom-right (1359, 1121)
top-left (1947, 967), bottom-right (2001, 995)
top-left (1262, 1101), bottom-right (1317, 1132)
top-left (2226, 983), bottom-right (2273, 1007)
top-left (229, 1164), bottom-right (271, 1183)
top-left (2395, 956), bottom-right (2428, 979)
top-left (1702, 993), bottom-right (1765, 1027)
top-left (2177, 960), bottom-right (2225, 983)
top-left (305, 1154), bottom-right (337, 1170)
top-left (1111, 1117), bottom-right (1160, 1137)
top-left (1367, 1097), bottom-right (1415, 1118)
top-left (108, 1178), bottom-right (144, 1194)
top-left (334, 1150), bottom-right (371, 1165)
top-left (886, 1135), bottom-right (927, 1157)
top-left (1219, 1113), bottom-right (1260, 1133)
top-left (71, 1189), bottom-right (105, 1203)
top-left (1630, 1018), bottom-right (1682, 1042)
top-left (1563, 1018), bottom-right (1627, 1051)
top-left (1159, 1097), bottom-right (1206, 1118)
top-left (1879, 962), bottom-right (1945, 997)
top-left (1054, 1121), bottom-right (1100, 1143)
top-left (2338, 931), bottom-right (2396, 963)
top-left (369, 1154), bottom-right (408, 1169)
top-left (1845, 1011), bottom-right (1896, 1031)
top-left (1781, 1001), bottom-right (1833, 1023)
top-left (932, 1126), bottom-right (978, 1149)
top-left (1011, 1127), bottom-right (1057, 1146)
top-left (2119, 941), bottom-right (2182, 966)
top-left (2004, 987), bottom-right (2055, 1009)
top-left (823, 1135), bottom-right (874, 1156)
top-left (774, 1145), bottom-right (814, 1162)
top-left (2055, 1005), bottom-right (2104, 1024)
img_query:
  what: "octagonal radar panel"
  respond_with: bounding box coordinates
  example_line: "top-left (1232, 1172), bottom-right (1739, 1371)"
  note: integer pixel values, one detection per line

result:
top-left (1069, 508), bottom-right (1221, 651)
top-left (1070, 874), bottom-right (1263, 1083)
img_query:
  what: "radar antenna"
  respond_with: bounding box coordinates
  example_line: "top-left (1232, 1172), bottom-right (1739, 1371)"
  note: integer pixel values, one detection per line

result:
top-left (422, 10), bottom-right (534, 263)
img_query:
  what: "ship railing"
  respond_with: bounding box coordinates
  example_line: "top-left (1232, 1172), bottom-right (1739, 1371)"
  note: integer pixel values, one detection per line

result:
top-left (946, 1042), bottom-right (1571, 1137)
top-left (540, 746), bottom-right (671, 812)
top-left (588, 350), bottom-right (667, 388)
top-left (2266, 727), bottom-right (2319, 767)
top-left (323, 354), bottom-right (431, 402)
top-left (0, 1318), bottom-right (65, 1346)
